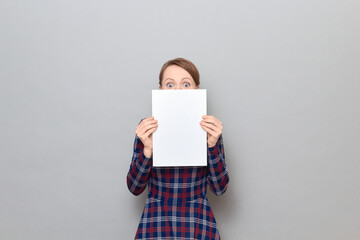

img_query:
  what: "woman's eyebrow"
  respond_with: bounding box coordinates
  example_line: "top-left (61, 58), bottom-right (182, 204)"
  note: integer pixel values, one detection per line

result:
top-left (164, 78), bottom-right (174, 82)
top-left (181, 77), bottom-right (191, 81)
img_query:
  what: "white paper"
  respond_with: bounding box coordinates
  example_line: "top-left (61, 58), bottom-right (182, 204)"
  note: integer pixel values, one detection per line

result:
top-left (152, 89), bottom-right (207, 167)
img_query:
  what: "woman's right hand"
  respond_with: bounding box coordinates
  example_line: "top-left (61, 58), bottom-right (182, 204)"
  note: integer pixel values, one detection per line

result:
top-left (135, 116), bottom-right (158, 158)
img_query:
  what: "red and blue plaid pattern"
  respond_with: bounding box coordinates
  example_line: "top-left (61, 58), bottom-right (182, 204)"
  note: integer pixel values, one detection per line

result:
top-left (127, 119), bottom-right (229, 240)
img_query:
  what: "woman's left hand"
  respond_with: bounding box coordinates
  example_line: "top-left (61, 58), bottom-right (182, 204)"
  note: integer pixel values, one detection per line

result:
top-left (200, 115), bottom-right (223, 148)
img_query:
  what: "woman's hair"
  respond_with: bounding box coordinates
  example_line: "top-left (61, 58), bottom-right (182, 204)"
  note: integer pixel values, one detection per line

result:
top-left (159, 58), bottom-right (200, 86)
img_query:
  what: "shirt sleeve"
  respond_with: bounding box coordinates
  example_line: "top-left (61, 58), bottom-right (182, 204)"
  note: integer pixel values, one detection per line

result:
top-left (207, 133), bottom-right (229, 196)
top-left (126, 119), bottom-right (153, 196)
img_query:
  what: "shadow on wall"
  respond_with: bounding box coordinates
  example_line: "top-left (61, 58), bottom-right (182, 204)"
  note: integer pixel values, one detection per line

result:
top-left (134, 192), bottom-right (147, 212)
top-left (207, 182), bottom-right (238, 227)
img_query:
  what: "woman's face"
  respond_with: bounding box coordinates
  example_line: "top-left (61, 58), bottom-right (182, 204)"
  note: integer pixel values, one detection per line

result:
top-left (159, 65), bottom-right (199, 90)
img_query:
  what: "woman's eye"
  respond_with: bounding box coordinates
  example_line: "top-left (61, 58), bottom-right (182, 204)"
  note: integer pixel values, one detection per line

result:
top-left (167, 83), bottom-right (174, 88)
top-left (184, 83), bottom-right (190, 87)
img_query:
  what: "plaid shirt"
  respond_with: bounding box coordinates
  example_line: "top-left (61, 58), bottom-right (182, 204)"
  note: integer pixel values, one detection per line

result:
top-left (127, 119), bottom-right (229, 240)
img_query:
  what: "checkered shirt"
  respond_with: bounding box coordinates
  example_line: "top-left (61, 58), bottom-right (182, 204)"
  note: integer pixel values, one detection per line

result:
top-left (127, 119), bottom-right (229, 240)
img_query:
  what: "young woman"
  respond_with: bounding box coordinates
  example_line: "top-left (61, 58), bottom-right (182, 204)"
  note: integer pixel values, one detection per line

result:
top-left (127, 58), bottom-right (229, 240)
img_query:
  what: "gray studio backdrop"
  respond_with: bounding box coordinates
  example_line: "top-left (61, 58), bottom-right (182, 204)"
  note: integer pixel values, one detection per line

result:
top-left (1, 1), bottom-right (359, 240)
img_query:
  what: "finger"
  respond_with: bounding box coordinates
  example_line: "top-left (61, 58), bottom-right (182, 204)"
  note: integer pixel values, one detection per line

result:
top-left (200, 121), bottom-right (218, 132)
top-left (143, 125), bottom-right (158, 140)
top-left (201, 121), bottom-right (222, 135)
top-left (137, 121), bottom-right (158, 136)
top-left (137, 117), bottom-right (155, 132)
top-left (138, 120), bottom-right (158, 133)
top-left (201, 120), bottom-right (219, 130)
top-left (200, 124), bottom-right (217, 136)
top-left (202, 115), bottom-right (218, 120)
top-left (140, 116), bottom-right (156, 125)
top-left (145, 122), bottom-right (158, 132)
top-left (201, 118), bottom-right (222, 132)
top-left (139, 119), bottom-right (158, 128)
top-left (202, 115), bottom-right (221, 127)
top-left (202, 119), bottom-right (223, 133)
top-left (203, 118), bottom-right (221, 126)
top-left (145, 125), bottom-right (158, 136)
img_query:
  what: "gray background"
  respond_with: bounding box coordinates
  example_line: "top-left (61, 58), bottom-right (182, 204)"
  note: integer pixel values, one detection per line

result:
top-left (1, 0), bottom-right (359, 240)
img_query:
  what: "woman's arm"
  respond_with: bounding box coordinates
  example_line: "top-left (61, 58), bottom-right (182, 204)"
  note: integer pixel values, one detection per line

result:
top-left (126, 119), bottom-right (153, 196)
top-left (207, 134), bottom-right (229, 196)
top-left (200, 115), bottom-right (229, 195)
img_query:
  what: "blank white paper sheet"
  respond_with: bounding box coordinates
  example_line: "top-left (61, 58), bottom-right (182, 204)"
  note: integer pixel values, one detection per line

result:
top-left (152, 89), bottom-right (207, 167)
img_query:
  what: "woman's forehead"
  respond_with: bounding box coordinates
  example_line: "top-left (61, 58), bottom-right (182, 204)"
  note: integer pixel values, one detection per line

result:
top-left (163, 65), bottom-right (194, 80)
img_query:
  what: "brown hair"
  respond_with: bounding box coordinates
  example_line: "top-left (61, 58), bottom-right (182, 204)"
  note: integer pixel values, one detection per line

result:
top-left (159, 58), bottom-right (200, 86)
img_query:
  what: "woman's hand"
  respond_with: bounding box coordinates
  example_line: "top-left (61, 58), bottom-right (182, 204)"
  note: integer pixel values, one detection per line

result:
top-left (200, 115), bottom-right (223, 148)
top-left (135, 116), bottom-right (158, 158)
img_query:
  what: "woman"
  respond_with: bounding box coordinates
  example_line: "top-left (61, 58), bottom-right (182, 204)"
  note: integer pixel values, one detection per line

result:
top-left (127, 58), bottom-right (229, 240)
